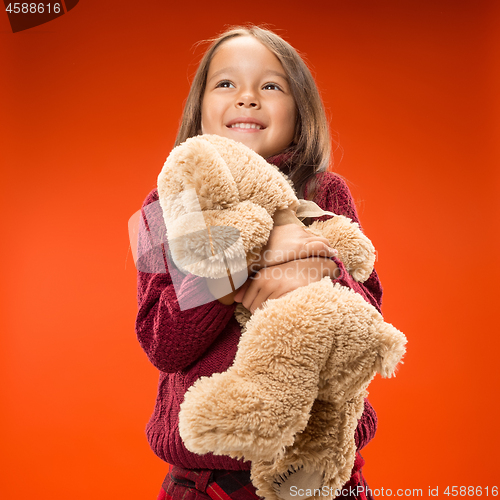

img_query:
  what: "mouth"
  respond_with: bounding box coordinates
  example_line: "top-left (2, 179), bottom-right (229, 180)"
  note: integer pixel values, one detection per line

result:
top-left (228, 122), bottom-right (264, 130)
top-left (226, 118), bottom-right (266, 131)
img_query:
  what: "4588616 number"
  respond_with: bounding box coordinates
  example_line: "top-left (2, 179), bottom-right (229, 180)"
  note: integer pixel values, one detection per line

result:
top-left (5, 3), bottom-right (61, 14)
top-left (444, 486), bottom-right (498, 496)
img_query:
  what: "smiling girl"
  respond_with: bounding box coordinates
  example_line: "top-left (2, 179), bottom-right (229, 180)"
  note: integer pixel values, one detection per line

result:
top-left (136, 26), bottom-right (381, 500)
top-left (201, 35), bottom-right (296, 161)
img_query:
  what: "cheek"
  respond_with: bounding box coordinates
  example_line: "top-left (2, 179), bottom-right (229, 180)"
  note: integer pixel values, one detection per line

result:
top-left (200, 96), bottom-right (221, 135)
top-left (200, 95), bottom-right (214, 132)
top-left (288, 101), bottom-right (298, 127)
top-left (275, 98), bottom-right (296, 124)
top-left (200, 101), bottom-right (208, 133)
top-left (280, 103), bottom-right (297, 142)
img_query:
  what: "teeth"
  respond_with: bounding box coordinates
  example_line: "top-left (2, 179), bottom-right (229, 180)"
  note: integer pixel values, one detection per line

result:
top-left (230, 122), bottom-right (262, 129)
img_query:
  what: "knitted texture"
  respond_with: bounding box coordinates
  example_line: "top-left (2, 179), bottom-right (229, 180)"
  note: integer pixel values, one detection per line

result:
top-left (135, 167), bottom-right (382, 471)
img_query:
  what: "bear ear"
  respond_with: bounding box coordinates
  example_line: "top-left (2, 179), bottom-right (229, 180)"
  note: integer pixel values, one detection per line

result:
top-left (158, 135), bottom-right (240, 215)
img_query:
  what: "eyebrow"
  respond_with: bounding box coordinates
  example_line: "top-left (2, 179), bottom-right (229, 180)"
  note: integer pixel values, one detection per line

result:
top-left (207, 67), bottom-right (289, 83)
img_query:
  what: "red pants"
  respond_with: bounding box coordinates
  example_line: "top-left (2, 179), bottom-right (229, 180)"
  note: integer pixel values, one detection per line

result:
top-left (157, 453), bottom-right (373, 500)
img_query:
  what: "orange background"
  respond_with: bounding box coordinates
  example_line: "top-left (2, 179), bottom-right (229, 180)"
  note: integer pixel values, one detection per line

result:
top-left (1, 1), bottom-right (499, 498)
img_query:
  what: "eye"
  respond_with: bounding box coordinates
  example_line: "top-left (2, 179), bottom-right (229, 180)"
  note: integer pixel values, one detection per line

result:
top-left (215, 80), bottom-right (235, 89)
top-left (263, 83), bottom-right (282, 91)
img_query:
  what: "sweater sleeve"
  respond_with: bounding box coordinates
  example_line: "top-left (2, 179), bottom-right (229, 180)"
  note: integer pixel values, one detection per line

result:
top-left (314, 172), bottom-right (383, 312)
top-left (135, 188), bottom-right (237, 373)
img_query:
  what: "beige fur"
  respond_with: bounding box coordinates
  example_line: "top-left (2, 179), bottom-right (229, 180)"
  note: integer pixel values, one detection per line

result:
top-left (307, 217), bottom-right (376, 283)
top-left (157, 135), bottom-right (407, 500)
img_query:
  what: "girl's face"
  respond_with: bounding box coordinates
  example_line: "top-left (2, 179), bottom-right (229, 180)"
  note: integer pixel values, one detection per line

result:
top-left (201, 36), bottom-right (297, 159)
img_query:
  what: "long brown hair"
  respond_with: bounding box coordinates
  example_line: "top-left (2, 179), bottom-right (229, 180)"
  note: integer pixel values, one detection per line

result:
top-left (175, 25), bottom-right (331, 200)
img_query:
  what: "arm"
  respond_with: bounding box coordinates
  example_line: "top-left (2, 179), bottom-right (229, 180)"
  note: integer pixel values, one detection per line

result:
top-left (233, 176), bottom-right (382, 315)
top-left (135, 189), bottom-right (237, 373)
top-left (311, 172), bottom-right (383, 312)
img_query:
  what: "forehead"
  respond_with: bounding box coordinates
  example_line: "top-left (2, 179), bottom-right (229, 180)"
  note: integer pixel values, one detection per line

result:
top-left (207, 36), bottom-right (287, 78)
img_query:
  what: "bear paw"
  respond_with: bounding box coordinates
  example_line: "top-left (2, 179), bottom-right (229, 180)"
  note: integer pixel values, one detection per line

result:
top-left (273, 465), bottom-right (323, 500)
top-left (178, 371), bottom-right (303, 462)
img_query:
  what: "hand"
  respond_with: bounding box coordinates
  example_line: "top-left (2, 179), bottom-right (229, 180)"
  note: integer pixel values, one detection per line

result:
top-left (234, 257), bottom-right (338, 314)
top-left (206, 267), bottom-right (252, 305)
top-left (250, 224), bottom-right (337, 272)
top-left (216, 290), bottom-right (238, 305)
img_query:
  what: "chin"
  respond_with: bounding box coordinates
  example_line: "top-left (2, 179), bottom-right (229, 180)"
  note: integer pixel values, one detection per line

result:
top-left (206, 131), bottom-right (270, 158)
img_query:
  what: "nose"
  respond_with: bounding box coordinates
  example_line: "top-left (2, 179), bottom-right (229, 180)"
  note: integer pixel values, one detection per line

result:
top-left (236, 93), bottom-right (260, 109)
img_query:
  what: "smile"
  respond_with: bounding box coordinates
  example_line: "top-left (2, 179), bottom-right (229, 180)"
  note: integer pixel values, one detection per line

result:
top-left (228, 123), bottom-right (264, 130)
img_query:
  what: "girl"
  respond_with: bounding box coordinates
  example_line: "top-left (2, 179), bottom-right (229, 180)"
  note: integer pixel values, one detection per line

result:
top-left (136, 26), bottom-right (382, 500)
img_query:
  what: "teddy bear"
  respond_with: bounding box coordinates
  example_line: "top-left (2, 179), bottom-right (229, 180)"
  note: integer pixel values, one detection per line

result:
top-left (157, 134), bottom-right (407, 500)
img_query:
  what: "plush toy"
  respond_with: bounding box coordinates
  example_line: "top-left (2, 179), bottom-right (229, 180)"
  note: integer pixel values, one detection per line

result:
top-left (157, 134), bottom-right (407, 500)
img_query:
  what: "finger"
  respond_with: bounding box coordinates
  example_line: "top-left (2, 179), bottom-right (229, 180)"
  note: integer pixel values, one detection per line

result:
top-left (305, 235), bottom-right (333, 247)
top-left (269, 290), bottom-right (292, 301)
top-left (233, 281), bottom-right (249, 303)
top-left (320, 243), bottom-right (338, 256)
top-left (307, 241), bottom-right (337, 256)
top-left (245, 271), bottom-right (278, 313)
top-left (303, 240), bottom-right (338, 257)
top-left (248, 286), bottom-right (274, 314)
top-left (241, 273), bottom-right (263, 310)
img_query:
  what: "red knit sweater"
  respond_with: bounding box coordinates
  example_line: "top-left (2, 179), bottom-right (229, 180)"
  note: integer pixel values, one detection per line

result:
top-left (135, 170), bottom-right (382, 471)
